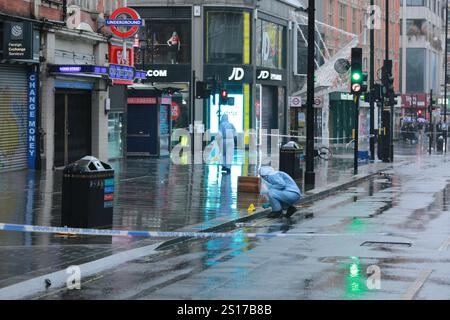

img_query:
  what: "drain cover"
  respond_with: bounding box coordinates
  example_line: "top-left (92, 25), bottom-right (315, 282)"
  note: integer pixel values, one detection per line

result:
top-left (361, 241), bottom-right (412, 248)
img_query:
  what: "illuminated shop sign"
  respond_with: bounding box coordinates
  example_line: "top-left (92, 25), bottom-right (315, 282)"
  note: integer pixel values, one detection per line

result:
top-left (256, 68), bottom-right (284, 82)
top-left (49, 65), bottom-right (109, 75)
top-left (135, 71), bottom-right (147, 79)
top-left (49, 65), bottom-right (147, 82)
top-left (28, 71), bottom-right (38, 169)
top-left (109, 64), bottom-right (135, 81)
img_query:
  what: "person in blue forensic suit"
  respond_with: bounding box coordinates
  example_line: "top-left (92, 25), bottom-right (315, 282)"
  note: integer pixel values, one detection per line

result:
top-left (219, 114), bottom-right (236, 174)
top-left (260, 166), bottom-right (302, 218)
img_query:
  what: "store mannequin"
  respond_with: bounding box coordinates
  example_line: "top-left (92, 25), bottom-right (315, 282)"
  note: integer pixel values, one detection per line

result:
top-left (167, 31), bottom-right (181, 64)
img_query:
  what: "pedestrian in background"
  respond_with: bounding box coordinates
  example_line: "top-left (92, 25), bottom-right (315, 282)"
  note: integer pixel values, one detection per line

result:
top-left (219, 114), bottom-right (236, 174)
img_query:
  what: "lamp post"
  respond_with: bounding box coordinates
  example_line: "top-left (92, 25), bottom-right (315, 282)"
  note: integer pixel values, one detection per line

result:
top-left (370, 0), bottom-right (375, 161)
top-left (444, 0), bottom-right (449, 153)
top-left (304, 0), bottom-right (316, 190)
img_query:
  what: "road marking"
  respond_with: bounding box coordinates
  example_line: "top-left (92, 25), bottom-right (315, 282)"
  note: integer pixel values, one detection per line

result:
top-left (438, 237), bottom-right (450, 252)
top-left (402, 269), bottom-right (433, 300)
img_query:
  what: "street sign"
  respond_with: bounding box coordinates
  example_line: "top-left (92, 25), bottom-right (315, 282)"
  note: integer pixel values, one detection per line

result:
top-left (106, 7), bottom-right (142, 38)
top-left (290, 96), bottom-right (302, 107)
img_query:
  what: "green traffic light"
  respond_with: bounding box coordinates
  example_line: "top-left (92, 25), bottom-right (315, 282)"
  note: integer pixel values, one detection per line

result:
top-left (352, 72), bottom-right (362, 82)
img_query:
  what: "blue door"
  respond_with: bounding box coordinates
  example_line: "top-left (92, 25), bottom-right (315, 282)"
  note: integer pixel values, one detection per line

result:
top-left (127, 104), bottom-right (158, 156)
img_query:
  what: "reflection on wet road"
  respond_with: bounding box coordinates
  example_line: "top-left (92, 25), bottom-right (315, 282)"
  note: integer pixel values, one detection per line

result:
top-left (32, 153), bottom-right (450, 299)
top-left (0, 149), bottom-right (359, 287)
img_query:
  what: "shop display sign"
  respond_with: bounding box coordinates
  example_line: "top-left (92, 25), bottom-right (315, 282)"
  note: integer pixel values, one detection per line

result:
top-left (109, 45), bottom-right (134, 67)
top-left (256, 68), bottom-right (284, 82)
top-left (50, 65), bottom-right (108, 75)
top-left (4, 22), bottom-right (33, 60)
top-left (109, 64), bottom-right (135, 81)
top-left (28, 71), bottom-right (37, 169)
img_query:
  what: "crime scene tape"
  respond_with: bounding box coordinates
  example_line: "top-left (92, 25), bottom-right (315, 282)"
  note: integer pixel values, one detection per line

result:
top-left (0, 223), bottom-right (390, 239)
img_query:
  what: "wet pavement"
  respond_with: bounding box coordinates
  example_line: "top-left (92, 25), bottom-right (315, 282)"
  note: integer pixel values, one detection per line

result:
top-left (0, 148), bottom-right (364, 289)
top-left (23, 144), bottom-right (450, 300)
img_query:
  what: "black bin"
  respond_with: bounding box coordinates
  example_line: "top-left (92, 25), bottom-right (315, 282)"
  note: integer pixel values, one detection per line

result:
top-left (437, 135), bottom-right (444, 152)
top-left (279, 141), bottom-right (302, 179)
top-left (62, 156), bottom-right (115, 229)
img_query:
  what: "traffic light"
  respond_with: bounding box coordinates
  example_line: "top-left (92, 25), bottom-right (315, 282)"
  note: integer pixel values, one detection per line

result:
top-left (220, 89), bottom-right (228, 105)
top-left (391, 93), bottom-right (400, 106)
top-left (418, 110), bottom-right (423, 117)
top-left (382, 60), bottom-right (393, 95)
top-left (361, 73), bottom-right (368, 93)
top-left (196, 81), bottom-right (211, 99)
top-left (351, 48), bottom-right (363, 95)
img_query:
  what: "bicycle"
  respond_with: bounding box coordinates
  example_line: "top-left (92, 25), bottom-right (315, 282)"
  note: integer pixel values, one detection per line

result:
top-left (314, 146), bottom-right (332, 160)
top-left (300, 146), bottom-right (333, 161)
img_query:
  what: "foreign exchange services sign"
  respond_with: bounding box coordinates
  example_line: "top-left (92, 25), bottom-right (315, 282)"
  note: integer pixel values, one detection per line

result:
top-left (3, 22), bottom-right (33, 60)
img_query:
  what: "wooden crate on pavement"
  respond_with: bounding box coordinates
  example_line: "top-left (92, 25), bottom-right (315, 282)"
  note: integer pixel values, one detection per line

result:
top-left (238, 176), bottom-right (261, 193)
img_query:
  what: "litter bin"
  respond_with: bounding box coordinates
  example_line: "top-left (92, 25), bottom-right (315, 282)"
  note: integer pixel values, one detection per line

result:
top-left (437, 135), bottom-right (444, 152)
top-left (279, 141), bottom-right (302, 179)
top-left (62, 156), bottom-right (115, 229)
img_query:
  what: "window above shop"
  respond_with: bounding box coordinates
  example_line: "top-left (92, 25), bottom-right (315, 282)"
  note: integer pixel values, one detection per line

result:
top-left (256, 19), bottom-right (286, 70)
top-left (135, 19), bottom-right (191, 65)
top-left (205, 9), bottom-right (252, 65)
top-left (68, 0), bottom-right (97, 12)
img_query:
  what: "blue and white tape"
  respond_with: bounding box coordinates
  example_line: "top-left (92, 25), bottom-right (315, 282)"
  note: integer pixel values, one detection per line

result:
top-left (0, 223), bottom-right (389, 239)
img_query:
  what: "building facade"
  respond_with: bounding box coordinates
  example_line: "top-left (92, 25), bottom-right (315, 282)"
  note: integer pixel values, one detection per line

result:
top-left (400, 0), bottom-right (446, 119)
top-left (127, 0), bottom-right (304, 158)
top-left (312, 0), bottom-right (401, 145)
top-left (0, 0), bottom-right (129, 172)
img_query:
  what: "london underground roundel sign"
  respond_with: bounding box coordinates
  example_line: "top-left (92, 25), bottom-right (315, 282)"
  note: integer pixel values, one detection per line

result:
top-left (106, 7), bottom-right (142, 39)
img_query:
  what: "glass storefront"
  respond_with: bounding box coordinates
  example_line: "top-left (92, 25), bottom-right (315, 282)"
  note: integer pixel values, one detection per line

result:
top-left (205, 9), bottom-right (251, 64)
top-left (108, 112), bottom-right (124, 159)
top-left (207, 84), bottom-right (251, 136)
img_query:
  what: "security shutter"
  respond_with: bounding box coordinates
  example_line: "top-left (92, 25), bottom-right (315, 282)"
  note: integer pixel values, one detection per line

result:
top-left (0, 64), bottom-right (28, 172)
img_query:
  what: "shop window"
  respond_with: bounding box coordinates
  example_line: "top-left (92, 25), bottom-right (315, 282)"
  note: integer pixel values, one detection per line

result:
top-left (256, 20), bottom-right (285, 69)
top-left (68, 0), bottom-right (97, 12)
top-left (137, 20), bottom-right (191, 65)
top-left (296, 24), bottom-right (325, 75)
top-left (108, 113), bottom-right (124, 159)
top-left (208, 84), bottom-right (251, 135)
top-left (206, 10), bottom-right (251, 65)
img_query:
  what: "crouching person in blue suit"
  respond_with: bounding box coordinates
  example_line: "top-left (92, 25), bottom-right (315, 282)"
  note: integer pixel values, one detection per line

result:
top-left (260, 166), bottom-right (302, 218)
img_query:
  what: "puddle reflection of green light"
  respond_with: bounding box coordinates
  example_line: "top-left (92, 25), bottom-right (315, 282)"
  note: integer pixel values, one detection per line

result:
top-left (346, 218), bottom-right (368, 233)
top-left (343, 257), bottom-right (368, 299)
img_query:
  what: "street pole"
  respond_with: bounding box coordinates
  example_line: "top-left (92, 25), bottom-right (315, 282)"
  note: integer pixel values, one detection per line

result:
top-left (444, 0), bottom-right (449, 153)
top-left (429, 89), bottom-right (433, 155)
top-left (370, 0), bottom-right (375, 161)
top-left (192, 70), bottom-right (196, 156)
top-left (305, 0), bottom-right (316, 190)
top-left (386, 0), bottom-right (394, 163)
top-left (354, 95), bottom-right (360, 175)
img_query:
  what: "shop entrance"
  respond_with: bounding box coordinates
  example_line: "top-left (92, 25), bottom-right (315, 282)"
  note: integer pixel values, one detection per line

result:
top-left (54, 90), bottom-right (92, 167)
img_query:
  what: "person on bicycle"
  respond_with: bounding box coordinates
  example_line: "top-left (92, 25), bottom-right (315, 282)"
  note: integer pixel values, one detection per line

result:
top-left (260, 166), bottom-right (302, 219)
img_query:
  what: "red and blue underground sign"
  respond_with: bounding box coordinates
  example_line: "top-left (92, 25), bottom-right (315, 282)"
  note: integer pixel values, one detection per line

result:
top-left (106, 7), bottom-right (142, 38)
